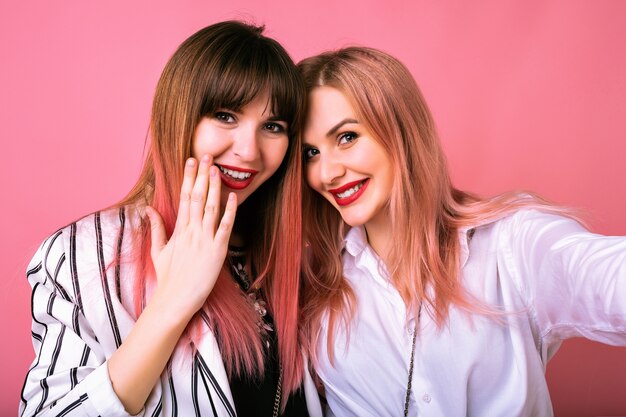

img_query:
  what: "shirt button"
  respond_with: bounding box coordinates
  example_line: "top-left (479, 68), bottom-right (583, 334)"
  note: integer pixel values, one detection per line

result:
top-left (422, 394), bottom-right (431, 403)
top-left (407, 319), bottom-right (416, 335)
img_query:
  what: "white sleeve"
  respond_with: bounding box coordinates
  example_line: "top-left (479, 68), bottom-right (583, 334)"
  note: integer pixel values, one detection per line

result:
top-left (19, 230), bottom-right (142, 417)
top-left (502, 209), bottom-right (626, 348)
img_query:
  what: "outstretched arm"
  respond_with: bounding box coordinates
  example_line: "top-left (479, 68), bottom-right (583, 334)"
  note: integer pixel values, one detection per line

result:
top-left (504, 210), bottom-right (626, 350)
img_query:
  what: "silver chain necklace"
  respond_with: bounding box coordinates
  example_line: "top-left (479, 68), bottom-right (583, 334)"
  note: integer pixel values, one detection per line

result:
top-left (272, 365), bottom-right (282, 417)
top-left (403, 323), bottom-right (418, 416)
top-left (403, 306), bottom-right (421, 416)
top-left (228, 249), bottom-right (283, 417)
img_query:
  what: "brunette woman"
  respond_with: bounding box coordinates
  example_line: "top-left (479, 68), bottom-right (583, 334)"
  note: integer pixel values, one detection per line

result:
top-left (20, 21), bottom-right (321, 417)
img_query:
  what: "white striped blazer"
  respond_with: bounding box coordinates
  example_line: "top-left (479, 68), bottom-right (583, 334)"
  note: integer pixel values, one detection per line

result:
top-left (19, 207), bottom-right (323, 417)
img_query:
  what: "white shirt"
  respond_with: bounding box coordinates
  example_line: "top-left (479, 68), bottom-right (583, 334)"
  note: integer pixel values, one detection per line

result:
top-left (316, 209), bottom-right (626, 417)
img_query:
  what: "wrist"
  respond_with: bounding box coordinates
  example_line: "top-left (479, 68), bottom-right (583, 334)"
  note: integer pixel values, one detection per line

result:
top-left (144, 289), bottom-right (199, 330)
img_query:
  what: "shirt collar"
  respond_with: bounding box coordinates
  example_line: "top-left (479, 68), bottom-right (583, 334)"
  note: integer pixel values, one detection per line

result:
top-left (458, 226), bottom-right (474, 268)
top-left (342, 226), bottom-right (369, 258)
top-left (343, 225), bottom-right (474, 267)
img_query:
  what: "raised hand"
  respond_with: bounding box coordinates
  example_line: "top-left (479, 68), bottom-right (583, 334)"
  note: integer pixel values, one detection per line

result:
top-left (108, 155), bottom-right (238, 414)
top-left (145, 154), bottom-right (237, 319)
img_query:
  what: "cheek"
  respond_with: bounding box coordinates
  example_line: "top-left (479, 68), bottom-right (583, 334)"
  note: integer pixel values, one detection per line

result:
top-left (376, 159), bottom-right (395, 207)
top-left (191, 123), bottom-right (231, 160)
top-left (263, 140), bottom-right (289, 173)
top-left (305, 164), bottom-right (323, 193)
top-left (190, 139), bottom-right (200, 159)
top-left (191, 145), bottom-right (204, 160)
top-left (381, 158), bottom-right (395, 190)
top-left (368, 143), bottom-right (394, 183)
top-left (192, 135), bottom-right (220, 160)
top-left (304, 162), bottom-right (315, 184)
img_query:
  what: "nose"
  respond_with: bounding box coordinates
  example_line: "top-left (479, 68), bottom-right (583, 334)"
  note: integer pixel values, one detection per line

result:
top-left (318, 149), bottom-right (345, 185)
top-left (232, 123), bottom-right (259, 162)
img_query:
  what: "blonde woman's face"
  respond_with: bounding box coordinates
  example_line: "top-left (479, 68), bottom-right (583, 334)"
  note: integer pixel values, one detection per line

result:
top-left (303, 86), bottom-right (394, 230)
top-left (192, 92), bottom-right (289, 207)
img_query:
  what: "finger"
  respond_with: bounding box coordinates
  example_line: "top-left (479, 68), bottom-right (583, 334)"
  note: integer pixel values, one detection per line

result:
top-left (145, 206), bottom-right (167, 261)
top-left (176, 158), bottom-right (198, 230)
top-left (203, 165), bottom-right (221, 234)
top-left (213, 192), bottom-right (237, 246)
top-left (189, 154), bottom-right (212, 224)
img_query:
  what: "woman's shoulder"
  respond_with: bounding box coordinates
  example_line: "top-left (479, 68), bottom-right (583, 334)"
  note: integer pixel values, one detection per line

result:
top-left (472, 206), bottom-right (581, 236)
top-left (460, 191), bottom-right (578, 235)
top-left (467, 208), bottom-right (587, 262)
top-left (496, 207), bottom-right (583, 235)
top-left (463, 208), bottom-right (585, 260)
top-left (33, 205), bottom-right (145, 265)
top-left (65, 204), bottom-right (144, 236)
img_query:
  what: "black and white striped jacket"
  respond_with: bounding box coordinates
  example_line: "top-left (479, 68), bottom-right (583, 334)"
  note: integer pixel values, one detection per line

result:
top-left (19, 207), bottom-right (322, 417)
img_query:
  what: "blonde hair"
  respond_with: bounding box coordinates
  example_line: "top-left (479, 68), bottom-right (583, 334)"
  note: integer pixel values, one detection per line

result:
top-left (298, 47), bottom-right (569, 363)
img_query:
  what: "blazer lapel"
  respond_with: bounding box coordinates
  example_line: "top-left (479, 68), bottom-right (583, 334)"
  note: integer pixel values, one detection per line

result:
top-left (194, 323), bottom-right (323, 417)
top-left (195, 321), bottom-right (237, 417)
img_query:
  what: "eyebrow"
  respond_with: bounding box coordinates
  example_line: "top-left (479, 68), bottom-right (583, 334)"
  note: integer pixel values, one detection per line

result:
top-left (266, 115), bottom-right (288, 124)
top-left (326, 118), bottom-right (358, 137)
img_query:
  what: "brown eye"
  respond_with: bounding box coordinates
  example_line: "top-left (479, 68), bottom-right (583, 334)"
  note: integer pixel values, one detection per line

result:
top-left (264, 122), bottom-right (286, 134)
top-left (303, 146), bottom-right (319, 161)
top-left (215, 111), bottom-right (236, 123)
top-left (338, 132), bottom-right (358, 145)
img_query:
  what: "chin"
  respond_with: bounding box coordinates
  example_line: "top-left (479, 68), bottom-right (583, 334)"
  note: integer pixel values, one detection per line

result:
top-left (235, 194), bottom-right (252, 207)
top-left (221, 189), bottom-right (252, 208)
top-left (340, 215), bottom-right (369, 228)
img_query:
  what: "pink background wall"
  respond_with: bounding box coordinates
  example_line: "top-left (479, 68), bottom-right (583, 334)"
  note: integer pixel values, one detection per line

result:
top-left (1, 1), bottom-right (625, 415)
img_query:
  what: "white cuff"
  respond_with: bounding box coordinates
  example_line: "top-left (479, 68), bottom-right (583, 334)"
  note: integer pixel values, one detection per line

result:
top-left (78, 362), bottom-right (145, 417)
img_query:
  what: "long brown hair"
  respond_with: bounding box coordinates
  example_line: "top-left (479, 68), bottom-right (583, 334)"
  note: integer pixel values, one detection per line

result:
top-left (118, 21), bottom-right (306, 398)
top-left (298, 47), bottom-right (569, 363)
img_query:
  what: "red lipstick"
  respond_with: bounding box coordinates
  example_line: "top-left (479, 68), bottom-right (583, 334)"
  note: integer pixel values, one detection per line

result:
top-left (328, 179), bottom-right (369, 206)
top-left (216, 164), bottom-right (258, 190)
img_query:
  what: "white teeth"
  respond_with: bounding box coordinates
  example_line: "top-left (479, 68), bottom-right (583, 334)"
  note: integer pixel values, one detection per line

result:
top-left (337, 182), bottom-right (364, 198)
top-left (218, 166), bottom-right (252, 180)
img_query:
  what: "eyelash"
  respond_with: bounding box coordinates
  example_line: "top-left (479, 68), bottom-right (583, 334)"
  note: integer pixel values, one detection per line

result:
top-left (303, 131), bottom-right (359, 161)
top-left (263, 122), bottom-right (286, 134)
top-left (214, 112), bottom-right (286, 134)
top-left (303, 147), bottom-right (319, 161)
top-left (338, 131), bottom-right (358, 145)
top-left (215, 111), bottom-right (235, 123)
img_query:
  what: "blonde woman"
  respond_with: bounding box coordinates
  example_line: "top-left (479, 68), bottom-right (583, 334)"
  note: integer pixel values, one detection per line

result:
top-left (299, 47), bottom-right (626, 417)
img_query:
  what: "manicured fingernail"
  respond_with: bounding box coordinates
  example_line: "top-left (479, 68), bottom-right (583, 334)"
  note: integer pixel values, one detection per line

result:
top-left (186, 158), bottom-right (195, 167)
top-left (210, 166), bottom-right (217, 177)
top-left (201, 154), bottom-right (210, 163)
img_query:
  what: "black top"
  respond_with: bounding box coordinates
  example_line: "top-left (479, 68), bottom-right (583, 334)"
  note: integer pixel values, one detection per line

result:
top-left (226, 249), bottom-right (310, 417)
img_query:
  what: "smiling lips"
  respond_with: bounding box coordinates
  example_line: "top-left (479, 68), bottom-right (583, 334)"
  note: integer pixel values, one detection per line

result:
top-left (215, 164), bottom-right (258, 190)
top-left (328, 179), bottom-right (369, 206)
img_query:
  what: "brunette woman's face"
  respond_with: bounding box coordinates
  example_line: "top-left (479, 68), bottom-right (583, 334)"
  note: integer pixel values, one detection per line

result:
top-left (192, 92), bottom-right (289, 207)
top-left (303, 86), bottom-right (394, 229)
